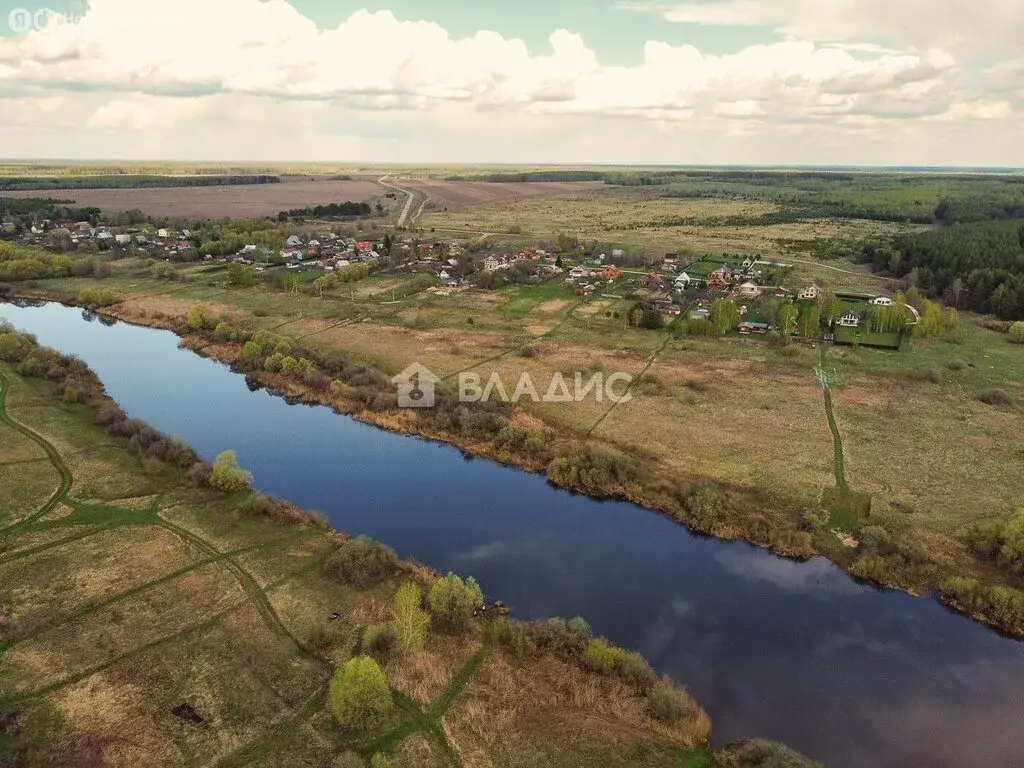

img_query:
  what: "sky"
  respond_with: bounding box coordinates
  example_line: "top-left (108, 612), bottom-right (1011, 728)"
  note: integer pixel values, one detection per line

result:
top-left (0, 0), bottom-right (1022, 165)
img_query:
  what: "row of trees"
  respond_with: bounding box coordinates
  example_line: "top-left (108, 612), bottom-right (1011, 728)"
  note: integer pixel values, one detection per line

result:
top-left (862, 222), bottom-right (1024, 320)
top-left (276, 201), bottom-right (373, 221)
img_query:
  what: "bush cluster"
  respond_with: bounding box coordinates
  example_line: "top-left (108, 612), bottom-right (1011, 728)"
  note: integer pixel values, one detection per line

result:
top-left (970, 510), bottom-right (1024, 573)
top-left (323, 536), bottom-right (399, 588)
top-left (428, 573), bottom-right (483, 634)
top-left (546, 443), bottom-right (638, 495)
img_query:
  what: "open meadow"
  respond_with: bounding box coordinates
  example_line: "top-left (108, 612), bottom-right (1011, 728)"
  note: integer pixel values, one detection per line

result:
top-left (0, 347), bottom-right (734, 767)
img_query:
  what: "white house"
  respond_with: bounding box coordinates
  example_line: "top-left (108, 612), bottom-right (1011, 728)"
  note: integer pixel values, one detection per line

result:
top-left (837, 311), bottom-right (861, 328)
top-left (484, 256), bottom-right (501, 271)
top-left (96, 231), bottom-right (113, 241)
top-left (870, 297), bottom-right (894, 306)
top-left (798, 285), bottom-right (822, 301)
top-left (285, 235), bottom-right (303, 248)
top-left (611, 249), bottom-right (625, 258)
top-left (439, 270), bottom-right (451, 281)
top-left (674, 272), bottom-right (692, 289)
top-left (735, 281), bottom-right (761, 298)
top-left (115, 234), bottom-right (132, 245)
top-left (157, 228), bottom-right (170, 238)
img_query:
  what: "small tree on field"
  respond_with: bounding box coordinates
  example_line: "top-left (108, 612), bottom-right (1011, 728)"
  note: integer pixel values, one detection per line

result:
top-left (428, 574), bottom-right (483, 633)
top-left (209, 450), bottom-right (252, 493)
top-left (1010, 321), bottom-right (1024, 344)
top-left (391, 582), bottom-right (430, 655)
top-left (329, 656), bottom-right (393, 730)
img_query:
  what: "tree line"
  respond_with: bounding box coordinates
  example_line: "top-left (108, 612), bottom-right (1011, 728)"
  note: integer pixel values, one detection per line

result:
top-left (863, 221), bottom-right (1024, 320)
top-left (276, 201), bottom-right (372, 221)
top-left (0, 175), bottom-right (281, 191)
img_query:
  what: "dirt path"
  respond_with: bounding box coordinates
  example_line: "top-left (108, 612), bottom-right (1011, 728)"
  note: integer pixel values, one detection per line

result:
top-left (0, 373), bottom-right (73, 536)
top-left (379, 176), bottom-right (417, 228)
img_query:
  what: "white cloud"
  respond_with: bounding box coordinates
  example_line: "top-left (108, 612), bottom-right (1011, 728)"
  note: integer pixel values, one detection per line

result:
top-left (0, 0), bottom-right (1019, 164)
top-left (623, 0), bottom-right (1024, 57)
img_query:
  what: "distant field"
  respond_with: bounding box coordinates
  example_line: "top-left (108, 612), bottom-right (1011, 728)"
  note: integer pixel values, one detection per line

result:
top-left (400, 178), bottom-right (604, 210)
top-left (0, 178), bottom-right (385, 218)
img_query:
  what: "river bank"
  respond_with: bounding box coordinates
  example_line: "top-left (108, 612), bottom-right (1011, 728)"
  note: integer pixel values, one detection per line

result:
top-left (64, 290), bottom-right (1024, 638)
top-left (6, 297), bottom-right (1024, 767)
top-left (1, 321), bottom-right (828, 767)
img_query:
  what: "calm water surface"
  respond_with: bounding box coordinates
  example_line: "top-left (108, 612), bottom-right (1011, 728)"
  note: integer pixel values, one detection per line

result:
top-left (3, 301), bottom-right (1024, 768)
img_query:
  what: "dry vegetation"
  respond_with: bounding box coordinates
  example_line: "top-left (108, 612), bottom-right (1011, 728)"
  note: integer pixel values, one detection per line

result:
top-left (0, 179), bottom-right (385, 217)
top-left (0, 362), bottom-right (734, 767)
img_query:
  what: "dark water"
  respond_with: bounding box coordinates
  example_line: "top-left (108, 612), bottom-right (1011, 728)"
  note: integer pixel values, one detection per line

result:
top-left (3, 301), bottom-right (1023, 768)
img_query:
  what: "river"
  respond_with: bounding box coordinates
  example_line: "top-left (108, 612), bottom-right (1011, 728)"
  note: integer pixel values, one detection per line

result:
top-left (3, 300), bottom-right (1023, 768)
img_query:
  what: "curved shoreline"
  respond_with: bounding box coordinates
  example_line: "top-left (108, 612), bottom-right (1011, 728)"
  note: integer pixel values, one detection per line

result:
top-left (5, 292), bottom-right (1024, 640)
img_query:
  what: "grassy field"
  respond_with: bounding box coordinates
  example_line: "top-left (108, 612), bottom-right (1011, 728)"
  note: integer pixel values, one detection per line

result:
top-left (0, 360), bottom-right (741, 767)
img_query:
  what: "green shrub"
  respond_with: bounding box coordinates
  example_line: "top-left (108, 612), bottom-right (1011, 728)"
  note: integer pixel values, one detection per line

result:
top-left (859, 525), bottom-right (892, 551)
top-left (328, 656), bottom-right (393, 731)
top-left (495, 619), bottom-right (536, 659)
top-left (360, 624), bottom-right (397, 662)
top-left (685, 485), bottom-right (724, 529)
top-left (970, 519), bottom-right (1005, 558)
top-left (186, 304), bottom-right (217, 331)
top-left (323, 536), bottom-right (398, 587)
top-left (1009, 321), bottom-right (1024, 344)
top-left (546, 443), bottom-right (637, 495)
top-left (242, 341), bottom-right (263, 361)
top-left (392, 582), bottom-right (430, 656)
top-left (567, 616), bottom-right (591, 636)
top-left (77, 287), bottom-right (117, 308)
top-left (428, 573), bottom-right (484, 634)
top-left (208, 450), bottom-right (252, 493)
top-left (646, 679), bottom-right (693, 724)
top-left (714, 739), bottom-right (822, 768)
top-left (213, 322), bottom-right (236, 342)
top-left (581, 639), bottom-right (620, 674)
top-left (370, 754), bottom-right (394, 768)
top-left (615, 650), bottom-right (657, 692)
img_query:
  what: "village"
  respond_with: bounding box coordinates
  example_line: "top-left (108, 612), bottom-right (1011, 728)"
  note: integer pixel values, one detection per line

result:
top-left (3, 214), bottom-right (913, 349)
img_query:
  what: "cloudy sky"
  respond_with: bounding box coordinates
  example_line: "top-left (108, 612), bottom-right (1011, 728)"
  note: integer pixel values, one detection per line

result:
top-left (1, 0), bottom-right (1022, 165)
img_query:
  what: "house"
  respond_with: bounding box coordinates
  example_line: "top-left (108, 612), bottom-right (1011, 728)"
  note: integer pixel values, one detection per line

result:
top-left (285, 235), bottom-right (303, 248)
top-left (741, 256), bottom-right (760, 271)
top-left (611, 249), bottom-right (625, 258)
top-left (114, 234), bottom-right (132, 245)
top-left (871, 297), bottom-right (894, 306)
top-left (135, 235), bottom-right (148, 245)
top-left (157, 228), bottom-right (170, 238)
top-left (484, 256), bottom-right (501, 272)
top-left (602, 265), bottom-right (621, 280)
top-left (674, 272), bottom-right (692, 289)
top-left (837, 311), bottom-right (861, 328)
top-left (355, 241), bottom-right (372, 252)
top-left (798, 285), bottom-right (822, 301)
top-left (738, 322), bottom-right (770, 335)
top-left (644, 273), bottom-right (668, 291)
top-left (690, 307), bottom-right (711, 320)
top-left (775, 287), bottom-right (789, 298)
top-left (735, 281), bottom-right (761, 299)
top-left (439, 270), bottom-right (451, 281)
top-left (708, 266), bottom-right (734, 290)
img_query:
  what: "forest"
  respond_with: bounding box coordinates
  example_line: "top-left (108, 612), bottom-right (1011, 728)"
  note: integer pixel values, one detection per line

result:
top-left (276, 201), bottom-right (373, 220)
top-left (0, 197), bottom-right (102, 223)
top-left (0, 174), bottom-right (281, 191)
top-left (862, 221), bottom-right (1024, 319)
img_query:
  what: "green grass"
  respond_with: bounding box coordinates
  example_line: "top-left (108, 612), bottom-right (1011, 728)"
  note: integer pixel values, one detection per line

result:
top-left (498, 280), bottom-right (572, 318)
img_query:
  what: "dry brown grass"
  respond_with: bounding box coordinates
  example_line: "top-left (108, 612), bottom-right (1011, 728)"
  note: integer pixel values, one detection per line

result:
top-left (7, 563), bottom-right (245, 691)
top-left (0, 458), bottom-right (58, 526)
top-left (0, 525), bottom-right (191, 635)
top-left (0, 179), bottom-right (384, 217)
top-left (445, 650), bottom-right (709, 768)
top-left (395, 732), bottom-right (445, 768)
top-left (401, 179), bottom-right (603, 209)
top-left (0, 422), bottom-right (44, 463)
top-left (385, 633), bottom-right (482, 705)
